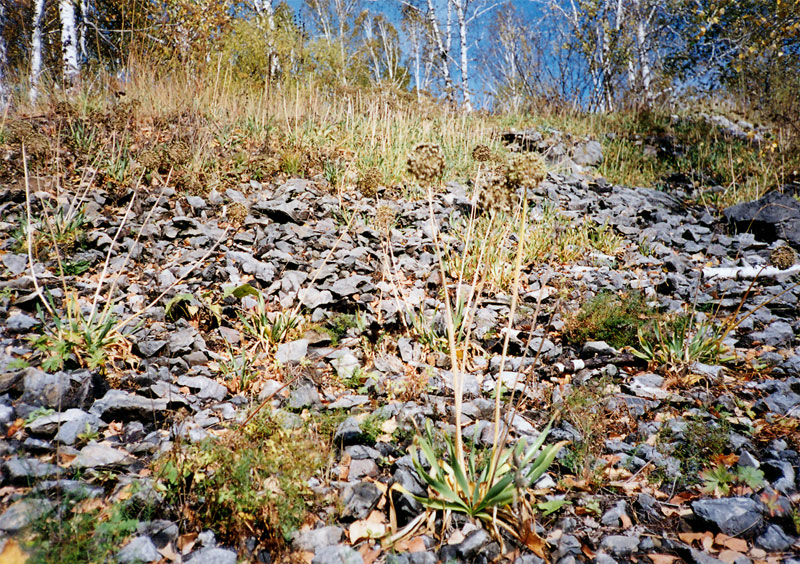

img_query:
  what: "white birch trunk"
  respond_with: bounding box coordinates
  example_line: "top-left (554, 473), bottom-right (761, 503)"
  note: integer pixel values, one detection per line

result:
top-left (426, 0), bottom-right (453, 102)
top-left (30, 0), bottom-right (46, 102)
top-left (633, 0), bottom-right (654, 106)
top-left (0, 1), bottom-right (8, 107)
top-left (451, 0), bottom-right (473, 112)
top-left (79, 0), bottom-right (90, 61)
top-left (59, 0), bottom-right (80, 85)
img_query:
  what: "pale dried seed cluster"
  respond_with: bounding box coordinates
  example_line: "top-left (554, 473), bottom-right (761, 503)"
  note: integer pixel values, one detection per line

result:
top-left (504, 152), bottom-right (547, 189)
top-left (227, 202), bottom-right (248, 227)
top-left (167, 140), bottom-right (192, 166)
top-left (471, 144), bottom-right (492, 162)
top-left (769, 245), bottom-right (797, 270)
top-left (374, 204), bottom-right (396, 234)
top-left (4, 120), bottom-right (49, 156)
top-left (137, 148), bottom-right (162, 171)
top-left (407, 143), bottom-right (445, 184)
top-left (357, 167), bottom-right (383, 197)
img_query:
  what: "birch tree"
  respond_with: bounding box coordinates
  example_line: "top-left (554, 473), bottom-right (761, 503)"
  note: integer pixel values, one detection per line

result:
top-left (449, 0), bottom-right (499, 111)
top-left (402, 4), bottom-right (435, 100)
top-left (253, 0), bottom-right (281, 78)
top-left (30, 0), bottom-right (46, 102)
top-left (0, 1), bottom-right (8, 107)
top-left (60, 0), bottom-right (81, 85)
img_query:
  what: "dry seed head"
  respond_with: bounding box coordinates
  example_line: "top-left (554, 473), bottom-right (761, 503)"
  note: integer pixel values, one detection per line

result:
top-left (472, 144), bottom-right (492, 162)
top-left (138, 148), bottom-right (163, 172)
top-left (769, 245), bottom-right (797, 270)
top-left (357, 167), bottom-right (383, 197)
top-left (167, 140), bottom-right (192, 166)
top-left (4, 120), bottom-right (49, 156)
top-left (407, 143), bottom-right (445, 184)
top-left (227, 202), bottom-right (248, 226)
top-left (505, 152), bottom-right (547, 189)
top-left (374, 204), bottom-right (396, 234)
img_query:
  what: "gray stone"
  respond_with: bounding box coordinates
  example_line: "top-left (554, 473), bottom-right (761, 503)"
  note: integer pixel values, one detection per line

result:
top-left (91, 389), bottom-right (169, 421)
top-left (116, 536), bottom-right (161, 563)
top-left (688, 548), bottom-right (725, 564)
top-left (2, 253), bottom-right (28, 275)
top-left (22, 368), bottom-right (92, 409)
top-left (756, 524), bottom-right (795, 551)
top-left (762, 459), bottom-right (796, 494)
top-left (4, 458), bottom-right (62, 482)
top-left (601, 500), bottom-right (629, 527)
top-left (312, 545), bottom-right (363, 564)
top-left (341, 481), bottom-right (382, 520)
top-left (514, 556), bottom-right (545, 564)
top-left (572, 140), bottom-right (603, 166)
top-left (169, 328), bottom-right (196, 355)
top-left (457, 529), bottom-right (490, 559)
top-left (288, 384), bottom-right (320, 410)
top-left (0, 498), bottom-right (52, 532)
top-left (692, 497), bottom-right (763, 537)
top-left (34, 479), bottom-right (103, 498)
top-left (581, 341), bottom-right (617, 356)
top-left (26, 408), bottom-right (98, 436)
top-left (599, 535), bottom-right (640, 557)
top-left (292, 525), bottom-right (344, 552)
top-left (327, 395), bottom-right (370, 410)
top-left (177, 375), bottom-right (227, 401)
top-left (186, 547), bottom-right (238, 564)
top-left (330, 351), bottom-right (360, 379)
top-left (334, 417), bottom-right (363, 445)
top-left (72, 442), bottom-right (134, 468)
top-left (186, 196), bottom-right (207, 210)
top-left (724, 191), bottom-right (800, 247)
top-left (276, 339), bottom-right (309, 364)
top-left (298, 287), bottom-right (334, 309)
top-left (748, 321), bottom-right (795, 348)
top-left (6, 313), bottom-right (40, 333)
top-left (331, 275), bottom-right (371, 297)
top-left (136, 340), bottom-right (167, 358)
top-left (137, 520), bottom-right (179, 548)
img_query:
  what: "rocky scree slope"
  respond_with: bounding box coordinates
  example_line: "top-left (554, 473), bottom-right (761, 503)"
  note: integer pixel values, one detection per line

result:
top-left (0, 130), bottom-right (799, 563)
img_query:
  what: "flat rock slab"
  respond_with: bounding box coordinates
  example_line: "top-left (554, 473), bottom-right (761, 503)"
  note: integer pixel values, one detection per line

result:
top-left (692, 497), bottom-right (763, 537)
top-left (0, 498), bottom-right (52, 533)
top-left (724, 191), bottom-right (800, 246)
top-left (91, 389), bottom-right (169, 421)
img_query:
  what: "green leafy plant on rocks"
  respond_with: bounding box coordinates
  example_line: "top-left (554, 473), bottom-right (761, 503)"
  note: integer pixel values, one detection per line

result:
top-left (564, 290), bottom-right (656, 350)
top-left (154, 409), bottom-right (334, 552)
top-left (391, 144), bottom-right (566, 550)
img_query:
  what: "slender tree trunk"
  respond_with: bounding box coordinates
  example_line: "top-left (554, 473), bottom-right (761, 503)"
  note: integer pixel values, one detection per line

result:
top-left (426, 0), bottom-right (453, 102)
top-left (79, 0), bottom-right (90, 62)
top-left (634, 0), bottom-right (653, 106)
top-left (0, 1), bottom-right (8, 107)
top-left (30, 0), bottom-right (46, 102)
top-left (59, 0), bottom-right (80, 85)
top-left (452, 0), bottom-right (472, 111)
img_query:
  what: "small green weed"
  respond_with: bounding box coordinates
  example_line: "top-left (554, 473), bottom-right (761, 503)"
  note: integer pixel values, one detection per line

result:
top-left (564, 290), bottom-right (656, 350)
top-left (26, 498), bottom-right (139, 564)
top-left (30, 292), bottom-right (132, 373)
top-left (155, 409), bottom-right (334, 552)
top-left (632, 318), bottom-right (735, 375)
top-left (561, 379), bottom-right (614, 486)
top-left (666, 416), bottom-right (731, 481)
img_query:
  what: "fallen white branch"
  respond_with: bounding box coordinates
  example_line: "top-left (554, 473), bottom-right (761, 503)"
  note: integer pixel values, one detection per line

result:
top-left (702, 264), bottom-right (800, 280)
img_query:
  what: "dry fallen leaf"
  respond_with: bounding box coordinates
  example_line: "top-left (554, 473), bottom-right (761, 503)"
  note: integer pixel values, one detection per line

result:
top-left (715, 533), bottom-right (748, 553)
top-left (349, 520), bottom-right (387, 543)
top-left (647, 554), bottom-right (678, 564)
top-left (0, 538), bottom-right (29, 564)
top-left (358, 544), bottom-right (381, 564)
top-left (718, 550), bottom-right (746, 564)
top-left (520, 520), bottom-right (547, 558)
